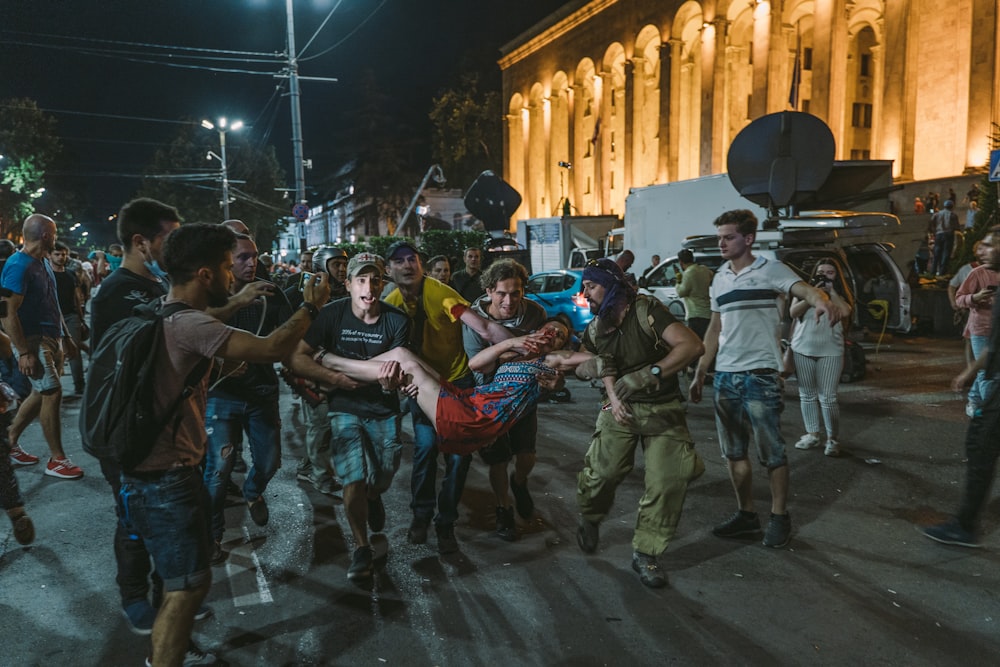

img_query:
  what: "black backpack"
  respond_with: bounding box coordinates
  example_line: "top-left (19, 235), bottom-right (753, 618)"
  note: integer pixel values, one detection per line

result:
top-left (80, 299), bottom-right (210, 471)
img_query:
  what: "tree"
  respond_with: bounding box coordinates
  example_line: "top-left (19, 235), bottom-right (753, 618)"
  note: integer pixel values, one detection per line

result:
top-left (0, 98), bottom-right (61, 238)
top-left (137, 122), bottom-right (289, 250)
top-left (429, 72), bottom-right (502, 191)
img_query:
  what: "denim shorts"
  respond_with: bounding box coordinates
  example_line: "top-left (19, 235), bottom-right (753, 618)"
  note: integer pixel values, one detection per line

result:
top-left (329, 412), bottom-right (402, 491)
top-left (119, 466), bottom-right (212, 592)
top-left (13, 336), bottom-right (63, 393)
top-left (713, 370), bottom-right (788, 469)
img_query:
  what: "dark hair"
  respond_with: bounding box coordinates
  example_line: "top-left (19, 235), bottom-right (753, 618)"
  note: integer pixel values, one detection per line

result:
top-left (428, 254), bottom-right (450, 269)
top-left (812, 260), bottom-right (854, 309)
top-left (713, 209), bottom-right (758, 237)
top-left (479, 258), bottom-right (528, 291)
top-left (118, 198), bottom-right (182, 251)
top-left (54, 241), bottom-right (70, 253)
top-left (677, 249), bottom-right (694, 264)
top-left (0, 239), bottom-right (15, 260)
top-left (162, 223), bottom-right (236, 285)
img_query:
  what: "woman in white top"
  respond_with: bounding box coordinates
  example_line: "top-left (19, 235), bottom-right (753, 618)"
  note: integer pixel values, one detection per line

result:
top-left (790, 261), bottom-right (854, 457)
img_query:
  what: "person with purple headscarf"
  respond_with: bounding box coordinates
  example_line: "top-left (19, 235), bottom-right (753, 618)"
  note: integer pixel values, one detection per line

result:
top-left (573, 258), bottom-right (706, 588)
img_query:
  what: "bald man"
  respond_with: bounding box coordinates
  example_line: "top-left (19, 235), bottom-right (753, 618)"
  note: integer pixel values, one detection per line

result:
top-left (221, 219), bottom-right (250, 234)
top-left (1, 214), bottom-right (83, 479)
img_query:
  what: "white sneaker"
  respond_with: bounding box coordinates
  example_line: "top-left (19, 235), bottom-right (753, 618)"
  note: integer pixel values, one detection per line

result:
top-left (794, 433), bottom-right (821, 450)
top-left (966, 402), bottom-right (978, 418)
top-left (824, 440), bottom-right (841, 457)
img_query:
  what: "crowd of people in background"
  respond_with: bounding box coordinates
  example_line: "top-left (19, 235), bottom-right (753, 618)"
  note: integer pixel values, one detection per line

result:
top-left (2, 198), bottom-right (999, 666)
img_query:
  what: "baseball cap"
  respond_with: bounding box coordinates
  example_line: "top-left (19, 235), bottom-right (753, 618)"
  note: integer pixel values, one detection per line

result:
top-left (384, 239), bottom-right (420, 261)
top-left (347, 252), bottom-right (386, 279)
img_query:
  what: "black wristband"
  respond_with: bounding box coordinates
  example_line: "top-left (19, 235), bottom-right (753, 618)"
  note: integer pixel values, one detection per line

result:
top-left (299, 302), bottom-right (319, 321)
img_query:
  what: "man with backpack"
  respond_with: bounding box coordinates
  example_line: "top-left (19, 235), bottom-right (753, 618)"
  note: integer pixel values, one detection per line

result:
top-left (574, 258), bottom-right (706, 588)
top-left (88, 198), bottom-right (178, 636)
top-left (110, 223), bottom-right (330, 666)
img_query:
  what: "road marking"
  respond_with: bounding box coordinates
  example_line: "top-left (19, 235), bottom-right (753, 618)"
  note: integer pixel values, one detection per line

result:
top-left (227, 525), bottom-right (274, 607)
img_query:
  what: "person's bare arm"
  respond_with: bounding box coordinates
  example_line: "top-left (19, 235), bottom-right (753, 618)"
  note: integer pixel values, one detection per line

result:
top-left (690, 312), bottom-right (721, 404)
top-left (214, 274), bottom-right (330, 364)
top-left (1, 293), bottom-right (40, 377)
top-left (206, 281), bottom-right (276, 321)
top-left (459, 307), bottom-right (514, 345)
top-left (789, 296), bottom-right (809, 320)
top-left (789, 280), bottom-right (848, 325)
top-left (286, 339), bottom-right (360, 391)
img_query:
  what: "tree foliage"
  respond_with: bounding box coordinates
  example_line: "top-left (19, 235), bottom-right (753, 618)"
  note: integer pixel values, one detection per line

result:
top-left (429, 72), bottom-right (502, 191)
top-left (337, 71), bottom-right (420, 237)
top-left (0, 98), bottom-right (61, 238)
top-left (136, 122), bottom-right (288, 250)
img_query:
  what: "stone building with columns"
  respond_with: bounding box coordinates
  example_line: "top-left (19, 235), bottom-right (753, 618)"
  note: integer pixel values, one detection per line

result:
top-left (499, 0), bottom-right (998, 223)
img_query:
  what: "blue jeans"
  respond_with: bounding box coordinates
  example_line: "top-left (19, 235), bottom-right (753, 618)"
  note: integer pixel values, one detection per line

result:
top-left (203, 395), bottom-right (282, 541)
top-left (932, 231), bottom-right (953, 275)
top-left (100, 457), bottom-right (163, 607)
top-left (410, 373), bottom-right (474, 527)
top-left (120, 467), bottom-right (212, 592)
top-left (968, 335), bottom-right (994, 408)
top-left (713, 370), bottom-right (788, 469)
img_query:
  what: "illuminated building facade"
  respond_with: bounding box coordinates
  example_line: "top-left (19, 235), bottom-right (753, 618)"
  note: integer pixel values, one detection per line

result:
top-left (499, 0), bottom-right (999, 221)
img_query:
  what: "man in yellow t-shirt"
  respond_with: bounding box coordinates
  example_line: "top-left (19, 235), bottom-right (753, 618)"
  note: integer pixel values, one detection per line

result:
top-left (383, 240), bottom-right (511, 553)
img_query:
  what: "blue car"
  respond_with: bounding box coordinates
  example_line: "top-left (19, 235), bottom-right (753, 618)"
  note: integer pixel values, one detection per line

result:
top-left (525, 269), bottom-right (594, 333)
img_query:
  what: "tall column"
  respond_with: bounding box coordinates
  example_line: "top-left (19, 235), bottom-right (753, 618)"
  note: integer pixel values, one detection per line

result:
top-left (811, 0), bottom-right (849, 151)
top-left (879, 0), bottom-right (913, 180)
top-left (565, 85), bottom-right (576, 213)
top-left (869, 42), bottom-right (884, 159)
top-left (662, 39), bottom-right (681, 182)
top-left (596, 71), bottom-right (608, 214)
top-left (750, 0), bottom-right (772, 118)
top-left (701, 19), bottom-right (727, 175)
top-left (624, 59), bottom-right (636, 193)
top-left (966, 0), bottom-right (997, 170)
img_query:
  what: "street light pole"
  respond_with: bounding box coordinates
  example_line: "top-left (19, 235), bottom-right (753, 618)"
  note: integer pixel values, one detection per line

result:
top-left (202, 118), bottom-right (243, 219)
top-left (285, 0), bottom-right (307, 252)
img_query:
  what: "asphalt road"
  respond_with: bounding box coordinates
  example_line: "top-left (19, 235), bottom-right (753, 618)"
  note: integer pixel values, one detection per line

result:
top-left (2, 335), bottom-right (998, 666)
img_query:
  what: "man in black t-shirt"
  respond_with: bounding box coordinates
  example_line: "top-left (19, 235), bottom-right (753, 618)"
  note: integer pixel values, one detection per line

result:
top-left (87, 198), bottom-right (178, 636)
top-left (203, 234), bottom-right (294, 561)
top-left (289, 252), bottom-right (410, 581)
top-left (51, 241), bottom-right (86, 394)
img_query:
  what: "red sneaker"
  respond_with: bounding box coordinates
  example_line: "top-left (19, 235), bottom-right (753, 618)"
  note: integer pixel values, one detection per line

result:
top-left (9, 445), bottom-right (39, 466)
top-left (45, 457), bottom-right (84, 480)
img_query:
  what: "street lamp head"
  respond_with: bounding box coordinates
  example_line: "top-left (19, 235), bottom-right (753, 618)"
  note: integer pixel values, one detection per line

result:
top-left (230, 120), bottom-right (244, 132)
top-left (201, 119), bottom-right (214, 130)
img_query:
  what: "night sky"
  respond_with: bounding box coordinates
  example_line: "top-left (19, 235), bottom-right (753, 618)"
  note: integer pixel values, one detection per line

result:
top-left (0, 0), bottom-right (570, 227)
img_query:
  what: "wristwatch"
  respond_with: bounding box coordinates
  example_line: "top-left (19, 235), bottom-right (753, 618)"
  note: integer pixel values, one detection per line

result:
top-left (649, 365), bottom-right (662, 378)
top-left (299, 302), bottom-right (319, 320)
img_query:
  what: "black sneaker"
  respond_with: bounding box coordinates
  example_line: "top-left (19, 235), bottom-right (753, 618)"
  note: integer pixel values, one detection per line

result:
top-left (495, 506), bottom-right (516, 542)
top-left (509, 473), bottom-right (535, 519)
top-left (408, 516), bottom-right (430, 544)
top-left (762, 512), bottom-right (792, 548)
top-left (210, 541), bottom-right (228, 566)
top-left (712, 511), bottom-right (762, 538)
top-left (923, 519), bottom-right (980, 548)
top-left (367, 495), bottom-right (386, 533)
top-left (436, 523), bottom-right (459, 554)
top-left (576, 515), bottom-right (599, 554)
top-left (631, 551), bottom-right (667, 588)
top-left (347, 545), bottom-right (374, 581)
top-left (248, 497), bottom-right (269, 526)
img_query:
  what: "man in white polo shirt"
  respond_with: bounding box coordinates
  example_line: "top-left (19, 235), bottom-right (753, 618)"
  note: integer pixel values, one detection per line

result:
top-left (689, 209), bottom-right (847, 549)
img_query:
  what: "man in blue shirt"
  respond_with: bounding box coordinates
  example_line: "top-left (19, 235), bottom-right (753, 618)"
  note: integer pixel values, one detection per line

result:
top-left (1, 214), bottom-right (83, 479)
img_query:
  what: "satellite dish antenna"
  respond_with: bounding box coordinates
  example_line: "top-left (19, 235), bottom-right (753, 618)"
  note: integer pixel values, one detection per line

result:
top-left (727, 111), bottom-right (835, 227)
top-left (464, 171), bottom-right (523, 232)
